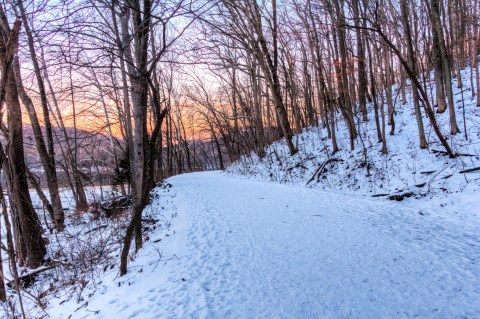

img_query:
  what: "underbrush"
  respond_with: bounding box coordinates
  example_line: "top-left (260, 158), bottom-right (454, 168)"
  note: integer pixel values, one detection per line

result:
top-left (1, 184), bottom-right (171, 318)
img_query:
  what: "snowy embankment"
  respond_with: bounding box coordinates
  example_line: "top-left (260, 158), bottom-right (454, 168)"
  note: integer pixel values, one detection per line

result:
top-left (227, 68), bottom-right (480, 205)
top-left (48, 172), bottom-right (479, 318)
top-left (0, 186), bottom-right (170, 318)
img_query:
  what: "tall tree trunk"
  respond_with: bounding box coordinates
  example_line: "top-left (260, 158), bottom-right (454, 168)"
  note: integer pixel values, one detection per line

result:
top-left (366, 36), bottom-right (383, 143)
top-left (270, 0), bottom-right (296, 154)
top-left (473, 0), bottom-right (480, 107)
top-left (0, 19), bottom-right (46, 268)
top-left (430, 0), bottom-right (459, 134)
top-left (331, 0), bottom-right (357, 150)
top-left (352, 0), bottom-right (368, 121)
top-left (16, 0), bottom-right (64, 230)
top-left (400, 0), bottom-right (427, 148)
top-left (13, 59), bottom-right (65, 230)
top-left (384, 48), bottom-right (395, 135)
top-left (120, 0), bottom-right (153, 275)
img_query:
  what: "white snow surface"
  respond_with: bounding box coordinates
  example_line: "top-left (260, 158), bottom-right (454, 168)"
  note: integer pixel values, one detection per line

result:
top-left (46, 171), bottom-right (480, 319)
top-left (226, 68), bottom-right (480, 199)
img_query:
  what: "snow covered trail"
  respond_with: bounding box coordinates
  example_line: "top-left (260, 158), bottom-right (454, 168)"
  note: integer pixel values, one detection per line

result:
top-left (65, 171), bottom-right (480, 319)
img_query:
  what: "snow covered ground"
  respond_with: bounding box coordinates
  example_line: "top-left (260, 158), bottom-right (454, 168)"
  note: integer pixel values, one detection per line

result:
top-left (227, 68), bottom-right (480, 201)
top-left (44, 171), bottom-right (480, 319)
top-left (3, 66), bottom-right (480, 319)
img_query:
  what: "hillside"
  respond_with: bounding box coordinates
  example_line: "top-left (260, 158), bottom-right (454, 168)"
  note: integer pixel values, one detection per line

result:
top-left (227, 68), bottom-right (480, 206)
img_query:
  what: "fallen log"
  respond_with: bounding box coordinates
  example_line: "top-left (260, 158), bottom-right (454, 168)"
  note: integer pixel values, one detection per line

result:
top-left (6, 264), bottom-right (57, 288)
top-left (101, 195), bottom-right (132, 218)
top-left (84, 224), bottom-right (108, 235)
top-left (459, 167), bottom-right (480, 174)
top-left (432, 149), bottom-right (477, 157)
top-left (306, 158), bottom-right (340, 185)
top-left (388, 192), bottom-right (414, 201)
top-left (420, 170), bottom-right (435, 175)
top-left (371, 193), bottom-right (390, 197)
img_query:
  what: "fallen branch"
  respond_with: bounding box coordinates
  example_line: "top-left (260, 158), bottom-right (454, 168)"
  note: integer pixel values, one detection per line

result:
top-left (286, 155), bottom-right (316, 171)
top-left (455, 153), bottom-right (477, 157)
top-left (459, 167), bottom-right (480, 173)
top-left (388, 192), bottom-right (414, 201)
top-left (142, 218), bottom-right (159, 224)
top-left (420, 170), bottom-right (436, 175)
top-left (84, 225), bottom-right (108, 235)
top-left (6, 264), bottom-right (57, 288)
top-left (306, 158), bottom-right (340, 185)
top-left (432, 149), bottom-right (476, 157)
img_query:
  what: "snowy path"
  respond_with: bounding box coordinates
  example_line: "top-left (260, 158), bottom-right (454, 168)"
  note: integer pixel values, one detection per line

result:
top-left (65, 171), bottom-right (480, 319)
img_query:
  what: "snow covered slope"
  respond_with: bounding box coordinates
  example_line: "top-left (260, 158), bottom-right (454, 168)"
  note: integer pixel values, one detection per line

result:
top-left (48, 172), bottom-right (480, 319)
top-left (227, 68), bottom-right (480, 200)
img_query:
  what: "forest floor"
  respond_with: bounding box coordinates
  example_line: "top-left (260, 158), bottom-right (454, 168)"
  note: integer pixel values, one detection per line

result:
top-left (46, 171), bottom-right (480, 319)
top-left (227, 68), bottom-right (480, 201)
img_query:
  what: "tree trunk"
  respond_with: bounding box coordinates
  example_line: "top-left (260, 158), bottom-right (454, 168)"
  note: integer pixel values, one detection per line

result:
top-left (0, 19), bottom-right (46, 268)
top-left (400, 0), bottom-right (427, 149)
top-left (352, 0), bottom-right (368, 121)
top-left (16, 0), bottom-right (64, 230)
top-left (430, 0), bottom-right (459, 134)
top-left (331, 0), bottom-right (357, 150)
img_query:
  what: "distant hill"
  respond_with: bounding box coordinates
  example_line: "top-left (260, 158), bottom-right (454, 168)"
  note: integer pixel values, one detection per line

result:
top-left (22, 124), bottom-right (115, 169)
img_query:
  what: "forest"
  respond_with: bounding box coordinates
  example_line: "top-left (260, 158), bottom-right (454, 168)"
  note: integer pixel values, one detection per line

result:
top-left (0, 0), bottom-right (479, 317)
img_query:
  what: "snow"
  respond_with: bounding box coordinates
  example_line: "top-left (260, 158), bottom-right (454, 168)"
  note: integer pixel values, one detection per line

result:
top-left (226, 67), bottom-right (480, 201)
top-left (3, 64), bottom-right (480, 319)
top-left (1, 186), bottom-right (131, 318)
top-left (42, 171), bottom-right (480, 318)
